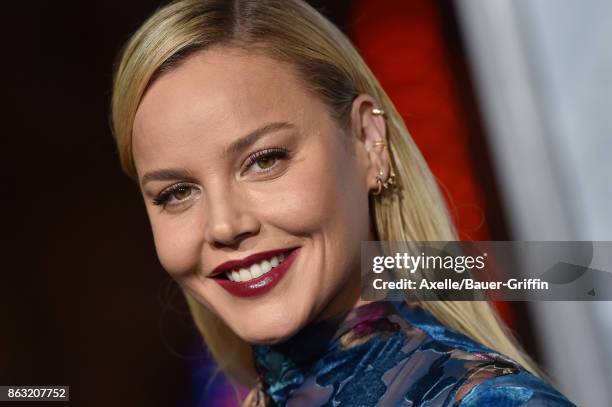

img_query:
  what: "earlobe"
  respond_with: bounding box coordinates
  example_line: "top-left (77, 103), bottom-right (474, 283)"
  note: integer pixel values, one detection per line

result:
top-left (371, 167), bottom-right (396, 196)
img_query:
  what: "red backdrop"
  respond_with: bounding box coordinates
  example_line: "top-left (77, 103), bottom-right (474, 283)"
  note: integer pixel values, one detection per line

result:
top-left (350, 0), bottom-right (514, 325)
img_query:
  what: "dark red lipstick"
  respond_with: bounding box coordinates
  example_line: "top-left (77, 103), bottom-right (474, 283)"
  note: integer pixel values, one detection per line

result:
top-left (211, 247), bottom-right (300, 298)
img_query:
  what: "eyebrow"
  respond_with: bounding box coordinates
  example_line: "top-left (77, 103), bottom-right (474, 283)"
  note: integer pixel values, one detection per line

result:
top-left (224, 121), bottom-right (295, 157)
top-left (140, 121), bottom-right (295, 187)
top-left (140, 168), bottom-right (197, 187)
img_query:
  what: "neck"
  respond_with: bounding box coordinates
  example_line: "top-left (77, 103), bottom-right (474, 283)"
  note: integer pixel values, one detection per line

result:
top-left (252, 300), bottom-right (399, 406)
top-left (312, 270), bottom-right (372, 326)
top-left (311, 228), bottom-right (377, 324)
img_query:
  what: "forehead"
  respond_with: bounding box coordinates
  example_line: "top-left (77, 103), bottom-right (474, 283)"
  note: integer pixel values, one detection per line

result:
top-left (132, 47), bottom-right (320, 169)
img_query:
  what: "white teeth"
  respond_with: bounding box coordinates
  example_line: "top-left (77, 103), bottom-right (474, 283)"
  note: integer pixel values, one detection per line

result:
top-left (225, 252), bottom-right (290, 282)
top-left (250, 263), bottom-right (263, 278)
top-left (270, 256), bottom-right (279, 267)
top-left (239, 268), bottom-right (251, 281)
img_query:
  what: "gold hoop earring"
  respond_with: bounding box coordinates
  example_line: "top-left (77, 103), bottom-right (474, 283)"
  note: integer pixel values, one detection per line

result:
top-left (372, 177), bottom-right (383, 196)
top-left (372, 108), bottom-right (385, 116)
top-left (372, 168), bottom-right (397, 196)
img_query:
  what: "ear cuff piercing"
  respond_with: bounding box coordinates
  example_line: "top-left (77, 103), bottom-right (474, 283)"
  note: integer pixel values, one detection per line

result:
top-left (372, 107), bottom-right (387, 148)
top-left (370, 106), bottom-right (394, 196)
top-left (373, 139), bottom-right (387, 148)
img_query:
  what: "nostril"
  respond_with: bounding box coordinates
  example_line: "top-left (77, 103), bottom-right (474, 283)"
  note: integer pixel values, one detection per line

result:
top-left (211, 231), bottom-right (256, 250)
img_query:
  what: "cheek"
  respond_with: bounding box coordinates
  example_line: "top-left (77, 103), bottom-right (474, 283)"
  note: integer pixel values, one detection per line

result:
top-left (148, 212), bottom-right (204, 276)
top-left (258, 140), bottom-right (370, 241)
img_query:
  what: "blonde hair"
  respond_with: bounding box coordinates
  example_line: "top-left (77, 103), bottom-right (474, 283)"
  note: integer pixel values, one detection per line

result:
top-left (111, 0), bottom-right (539, 387)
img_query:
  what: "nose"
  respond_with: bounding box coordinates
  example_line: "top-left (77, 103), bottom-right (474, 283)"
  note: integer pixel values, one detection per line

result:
top-left (203, 184), bottom-right (260, 247)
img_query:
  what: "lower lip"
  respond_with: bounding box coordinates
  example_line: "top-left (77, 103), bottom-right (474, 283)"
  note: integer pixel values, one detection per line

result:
top-left (212, 248), bottom-right (299, 298)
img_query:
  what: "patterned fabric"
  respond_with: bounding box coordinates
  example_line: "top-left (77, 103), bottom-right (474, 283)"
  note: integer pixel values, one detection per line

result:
top-left (251, 301), bottom-right (575, 406)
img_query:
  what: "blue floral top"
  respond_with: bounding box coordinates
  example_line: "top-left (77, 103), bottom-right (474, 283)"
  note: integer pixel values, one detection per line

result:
top-left (251, 301), bottom-right (575, 406)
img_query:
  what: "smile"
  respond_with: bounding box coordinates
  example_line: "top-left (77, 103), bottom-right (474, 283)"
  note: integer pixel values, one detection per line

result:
top-left (210, 248), bottom-right (300, 298)
top-left (226, 253), bottom-right (286, 282)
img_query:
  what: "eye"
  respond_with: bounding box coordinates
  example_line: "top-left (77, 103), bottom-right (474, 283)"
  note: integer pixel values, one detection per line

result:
top-left (171, 186), bottom-right (192, 200)
top-left (243, 148), bottom-right (289, 174)
top-left (153, 183), bottom-right (200, 207)
top-left (254, 156), bottom-right (276, 170)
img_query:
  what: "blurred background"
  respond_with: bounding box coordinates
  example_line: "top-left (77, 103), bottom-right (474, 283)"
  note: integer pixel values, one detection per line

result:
top-left (3, 0), bottom-right (611, 405)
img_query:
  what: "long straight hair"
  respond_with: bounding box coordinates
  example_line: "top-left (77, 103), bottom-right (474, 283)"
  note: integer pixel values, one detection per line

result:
top-left (111, 0), bottom-right (539, 387)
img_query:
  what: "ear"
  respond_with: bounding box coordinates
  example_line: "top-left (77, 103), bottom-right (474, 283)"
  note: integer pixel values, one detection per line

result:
top-left (349, 94), bottom-right (390, 193)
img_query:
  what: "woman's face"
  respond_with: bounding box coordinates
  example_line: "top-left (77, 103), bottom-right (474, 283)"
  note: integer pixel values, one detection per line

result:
top-left (132, 47), bottom-right (385, 344)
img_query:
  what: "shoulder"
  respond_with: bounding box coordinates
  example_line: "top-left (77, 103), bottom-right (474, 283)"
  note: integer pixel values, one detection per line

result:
top-left (385, 302), bottom-right (574, 406)
top-left (385, 324), bottom-right (575, 406)
top-left (454, 370), bottom-right (576, 406)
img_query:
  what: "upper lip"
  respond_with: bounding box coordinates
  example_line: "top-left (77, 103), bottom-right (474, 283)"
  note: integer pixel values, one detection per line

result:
top-left (209, 247), bottom-right (297, 277)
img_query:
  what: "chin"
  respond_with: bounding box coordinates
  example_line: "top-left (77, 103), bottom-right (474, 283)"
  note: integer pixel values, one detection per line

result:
top-left (229, 304), bottom-right (308, 345)
top-left (234, 319), bottom-right (300, 345)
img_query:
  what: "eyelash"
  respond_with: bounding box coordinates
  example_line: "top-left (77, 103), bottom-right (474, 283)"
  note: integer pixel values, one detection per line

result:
top-left (242, 147), bottom-right (289, 173)
top-left (151, 147), bottom-right (290, 207)
top-left (152, 183), bottom-right (194, 206)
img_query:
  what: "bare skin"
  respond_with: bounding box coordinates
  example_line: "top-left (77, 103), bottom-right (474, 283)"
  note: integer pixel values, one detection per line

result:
top-left (132, 46), bottom-right (390, 344)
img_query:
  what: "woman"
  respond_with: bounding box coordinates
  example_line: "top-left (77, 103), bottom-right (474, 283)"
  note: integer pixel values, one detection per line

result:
top-left (110, 0), bottom-right (574, 405)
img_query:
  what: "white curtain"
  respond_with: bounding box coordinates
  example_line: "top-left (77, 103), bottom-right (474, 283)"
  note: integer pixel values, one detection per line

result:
top-left (453, 0), bottom-right (612, 405)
